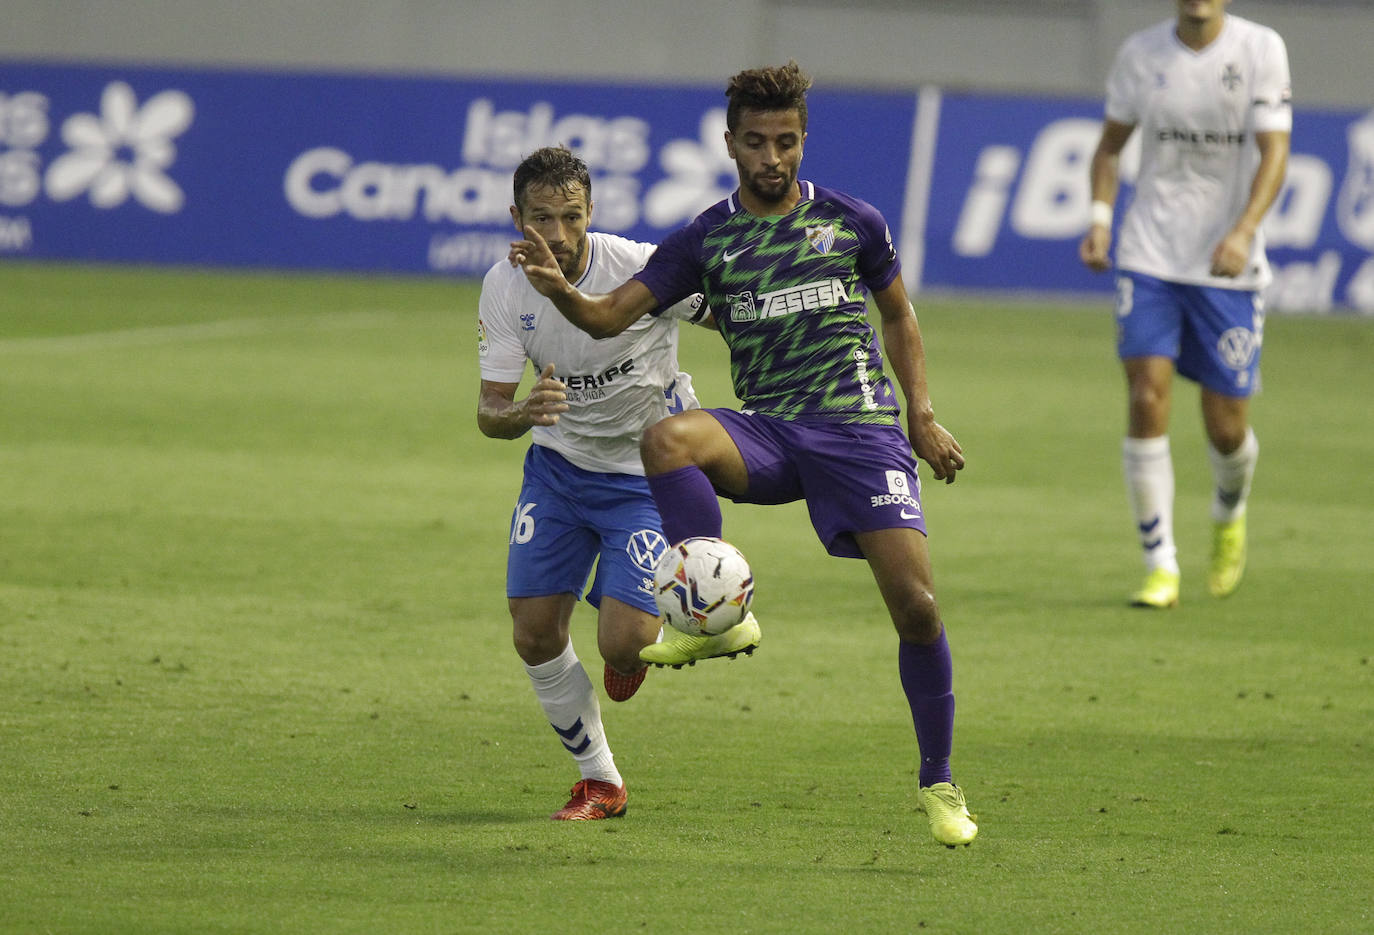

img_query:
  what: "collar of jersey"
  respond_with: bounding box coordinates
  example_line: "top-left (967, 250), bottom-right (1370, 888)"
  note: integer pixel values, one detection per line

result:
top-left (728, 180), bottom-right (814, 218)
top-left (570, 233), bottom-right (597, 288)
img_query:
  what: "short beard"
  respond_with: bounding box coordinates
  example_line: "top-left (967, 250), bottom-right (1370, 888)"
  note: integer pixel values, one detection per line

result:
top-left (556, 236), bottom-right (587, 279)
top-left (742, 169), bottom-right (793, 207)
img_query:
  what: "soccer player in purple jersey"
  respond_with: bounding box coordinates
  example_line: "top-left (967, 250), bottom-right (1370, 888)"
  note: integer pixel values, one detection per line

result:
top-left (511, 62), bottom-right (977, 847)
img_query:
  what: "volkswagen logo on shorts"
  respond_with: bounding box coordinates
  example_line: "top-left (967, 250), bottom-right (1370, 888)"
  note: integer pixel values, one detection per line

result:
top-left (625, 529), bottom-right (668, 572)
top-left (1217, 327), bottom-right (1258, 370)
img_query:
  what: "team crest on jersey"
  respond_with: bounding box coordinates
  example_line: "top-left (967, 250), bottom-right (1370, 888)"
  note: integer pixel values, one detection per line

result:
top-left (728, 291), bottom-right (759, 322)
top-left (1221, 63), bottom-right (1242, 92)
top-left (477, 317), bottom-right (489, 356)
top-left (805, 223), bottom-right (837, 255)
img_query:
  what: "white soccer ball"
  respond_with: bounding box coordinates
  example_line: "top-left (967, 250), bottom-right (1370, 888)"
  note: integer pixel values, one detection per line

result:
top-left (653, 536), bottom-right (755, 637)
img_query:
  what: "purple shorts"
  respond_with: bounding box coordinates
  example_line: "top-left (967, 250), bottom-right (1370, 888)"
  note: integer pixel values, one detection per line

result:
top-left (708, 409), bottom-right (925, 559)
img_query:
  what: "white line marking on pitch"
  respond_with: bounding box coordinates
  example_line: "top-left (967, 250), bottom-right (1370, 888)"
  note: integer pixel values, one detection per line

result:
top-left (0, 311), bottom-right (395, 354)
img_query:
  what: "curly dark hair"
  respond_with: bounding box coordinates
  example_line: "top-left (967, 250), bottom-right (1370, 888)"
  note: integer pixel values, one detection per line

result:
top-left (725, 61), bottom-right (813, 134)
top-left (512, 146), bottom-right (592, 212)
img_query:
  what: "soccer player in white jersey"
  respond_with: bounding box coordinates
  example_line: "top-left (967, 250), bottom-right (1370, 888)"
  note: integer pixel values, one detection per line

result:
top-left (477, 147), bottom-right (714, 820)
top-left (1079, 0), bottom-right (1291, 608)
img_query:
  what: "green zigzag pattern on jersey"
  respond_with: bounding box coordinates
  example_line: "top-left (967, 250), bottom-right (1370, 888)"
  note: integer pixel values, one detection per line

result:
top-left (704, 206), bottom-right (892, 421)
top-left (706, 213), bottom-right (832, 295)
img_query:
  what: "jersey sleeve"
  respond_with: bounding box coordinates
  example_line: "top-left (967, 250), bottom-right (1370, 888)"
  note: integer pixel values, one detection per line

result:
top-left (598, 232), bottom-right (709, 323)
top-left (477, 266), bottom-right (528, 384)
top-left (1104, 36), bottom-right (1143, 126)
top-left (655, 292), bottom-right (711, 323)
top-left (631, 224), bottom-right (704, 309)
top-left (1251, 28), bottom-right (1293, 134)
top-left (854, 201), bottom-right (902, 293)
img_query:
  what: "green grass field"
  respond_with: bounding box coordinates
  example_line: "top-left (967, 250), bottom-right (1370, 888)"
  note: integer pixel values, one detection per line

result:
top-left (1, 261), bottom-right (1371, 934)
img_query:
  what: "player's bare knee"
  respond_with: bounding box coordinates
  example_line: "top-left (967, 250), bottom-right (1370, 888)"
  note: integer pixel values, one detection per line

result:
top-left (604, 621), bottom-right (657, 671)
top-left (1209, 426), bottom-right (1247, 454)
top-left (596, 625), bottom-right (649, 673)
top-left (1127, 382), bottom-right (1167, 416)
top-left (891, 589), bottom-right (942, 643)
top-left (511, 614), bottom-right (564, 666)
top-left (512, 629), bottom-right (554, 666)
top-left (600, 645), bottom-right (643, 675)
top-left (640, 415), bottom-right (693, 472)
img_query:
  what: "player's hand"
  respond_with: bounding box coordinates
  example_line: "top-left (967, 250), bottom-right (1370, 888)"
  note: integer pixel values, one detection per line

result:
top-left (1079, 226), bottom-right (1112, 272)
top-left (1209, 228), bottom-right (1252, 278)
top-left (522, 362), bottom-right (569, 427)
top-left (909, 416), bottom-right (965, 485)
top-left (510, 226), bottom-right (570, 299)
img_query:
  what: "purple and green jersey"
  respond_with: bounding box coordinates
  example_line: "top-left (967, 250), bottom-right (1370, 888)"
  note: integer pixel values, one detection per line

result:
top-left (635, 181), bottom-right (903, 424)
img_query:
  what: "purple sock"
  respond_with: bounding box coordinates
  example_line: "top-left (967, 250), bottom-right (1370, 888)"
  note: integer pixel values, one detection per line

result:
top-left (646, 465), bottom-right (722, 544)
top-left (898, 631), bottom-right (955, 788)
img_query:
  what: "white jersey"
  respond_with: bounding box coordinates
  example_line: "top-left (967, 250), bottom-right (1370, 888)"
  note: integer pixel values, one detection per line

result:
top-left (478, 231), bottom-right (708, 474)
top-left (1106, 14), bottom-right (1292, 290)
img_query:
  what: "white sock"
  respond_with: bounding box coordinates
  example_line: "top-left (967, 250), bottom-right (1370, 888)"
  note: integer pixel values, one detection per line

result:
top-left (524, 641), bottom-right (622, 786)
top-left (1122, 436), bottom-right (1178, 574)
top-left (1208, 428), bottom-right (1258, 523)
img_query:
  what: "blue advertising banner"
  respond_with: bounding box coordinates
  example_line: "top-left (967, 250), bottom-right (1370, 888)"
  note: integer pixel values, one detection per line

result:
top-left (0, 61), bottom-right (913, 279)
top-left (2, 60), bottom-right (1370, 312)
top-left (918, 91), bottom-right (1374, 314)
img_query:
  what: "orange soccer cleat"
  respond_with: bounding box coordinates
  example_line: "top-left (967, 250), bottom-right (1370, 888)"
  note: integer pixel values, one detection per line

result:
top-left (551, 779), bottom-right (628, 821)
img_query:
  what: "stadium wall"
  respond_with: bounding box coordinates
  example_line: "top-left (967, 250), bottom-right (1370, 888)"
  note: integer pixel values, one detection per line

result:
top-left (1, 0), bottom-right (1371, 109)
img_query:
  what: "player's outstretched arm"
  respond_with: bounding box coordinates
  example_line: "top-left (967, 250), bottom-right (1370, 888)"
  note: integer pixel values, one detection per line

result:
top-left (510, 226), bottom-right (660, 338)
top-left (477, 363), bottom-right (569, 439)
top-left (872, 280), bottom-right (964, 485)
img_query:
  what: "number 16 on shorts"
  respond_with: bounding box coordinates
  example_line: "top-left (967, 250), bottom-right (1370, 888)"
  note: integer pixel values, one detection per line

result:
top-left (511, 501), bottom-right (536, 545)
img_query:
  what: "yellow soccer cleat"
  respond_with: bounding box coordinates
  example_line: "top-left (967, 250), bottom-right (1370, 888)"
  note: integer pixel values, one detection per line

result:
top-left (639, 612), bottom-right (761, 669)
top-left (1208, 514), bottom-right (1247, 598)
top-left (1130, 567), bottom-right (1180, 608)
top-left (917, 782), bottom-right (978, 848)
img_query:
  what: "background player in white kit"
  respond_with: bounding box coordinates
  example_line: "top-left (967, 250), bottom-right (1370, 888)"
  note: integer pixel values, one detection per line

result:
top-left (1079, 0), bottom-right (1291, 608)
top-left (477, 147), bottom-right (711, 820)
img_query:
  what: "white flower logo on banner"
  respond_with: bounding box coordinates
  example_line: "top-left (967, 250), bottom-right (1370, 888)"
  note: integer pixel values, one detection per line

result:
top-left (45, 81), bottom-right (194, 213)
top-left (1336, 109), bottom-right (1374, 249)
top-left (644, 109), bottom-right (738, 227)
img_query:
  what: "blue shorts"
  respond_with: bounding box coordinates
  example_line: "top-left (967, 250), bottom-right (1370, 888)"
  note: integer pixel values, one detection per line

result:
top-left (708, 409), bottom-right (926, 559)
top-left (505, 446), bottom-right (667, 614)
top-left (1114, 271), bottom-right (1264, 397)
